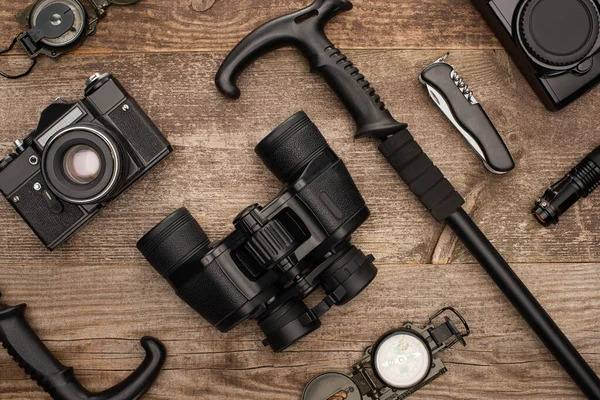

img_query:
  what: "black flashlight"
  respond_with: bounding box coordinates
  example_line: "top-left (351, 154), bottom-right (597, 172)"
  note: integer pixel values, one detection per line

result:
top-left (533, 146), bottom-right (600, 226)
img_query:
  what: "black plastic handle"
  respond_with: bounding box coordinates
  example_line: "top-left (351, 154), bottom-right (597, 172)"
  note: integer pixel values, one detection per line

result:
top-left (216, 0), bottom-right (464, 220)
top-left (0, 295), bottom-right (166, 400)
top-left (215, 0), bottom-right (404, 139)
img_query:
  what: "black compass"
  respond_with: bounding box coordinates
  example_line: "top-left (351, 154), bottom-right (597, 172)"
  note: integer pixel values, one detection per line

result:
top-left (0, 0), bottom-right (140, 79)
top-left (29, 0), bottom-right (86, 49)
top-left (302, 308), bottom-right (470, 400)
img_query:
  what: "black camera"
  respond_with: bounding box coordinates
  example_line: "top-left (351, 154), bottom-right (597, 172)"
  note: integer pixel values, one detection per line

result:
top-left (0, 73), bottom-right (172, 249)
top-left (138, 112), bottom-right (377, 352)
top-left (473, 0), bottom-right (600, 110)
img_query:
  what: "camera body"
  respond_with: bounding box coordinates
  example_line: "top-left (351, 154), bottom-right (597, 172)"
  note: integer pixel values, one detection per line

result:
top-left (0, 73), bottom-right (172, 249)
top-left (138, 112), bottom-right (377, 352)
top-left (472, 0), bottom-right (600, 110)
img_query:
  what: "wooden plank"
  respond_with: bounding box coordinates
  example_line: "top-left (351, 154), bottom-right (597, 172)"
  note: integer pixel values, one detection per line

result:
top-left (1, 1), bottom-right (600, 399)
top-left (0, 262), bottom-right (598, 399)
top-left (0, 50), bottom-right (599, 265)
top-left (0, 0), bottom-right (498, 57)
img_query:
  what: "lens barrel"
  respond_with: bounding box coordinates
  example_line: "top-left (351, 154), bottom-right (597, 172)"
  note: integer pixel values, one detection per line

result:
top-left (42, 125), bottom-right (122, 205)
top-left (258, 298), bottom-right (322, 352)
top-left (255, 111), bottom-right (328, 183)
top-left (137, 208), bottom-right (211, 281)
top-left (320, 246), bottom-right (377, 305)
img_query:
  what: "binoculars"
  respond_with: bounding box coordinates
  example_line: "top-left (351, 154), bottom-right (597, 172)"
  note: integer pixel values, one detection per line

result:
top-left (138, 112), bottom-right (377, 351)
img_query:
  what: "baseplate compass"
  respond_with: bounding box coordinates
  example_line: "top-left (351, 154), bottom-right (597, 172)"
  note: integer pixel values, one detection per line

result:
top-left (0, 0), bottom-right (140, 79)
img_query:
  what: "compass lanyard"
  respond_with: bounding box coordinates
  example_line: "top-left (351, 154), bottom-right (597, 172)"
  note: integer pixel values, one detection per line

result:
top-left (0, 37), bottom-right (37, 79)
top-left (0, 0), bottom-right (139, 79)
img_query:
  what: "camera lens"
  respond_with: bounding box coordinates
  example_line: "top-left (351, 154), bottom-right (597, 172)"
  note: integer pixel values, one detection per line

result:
top-left (258, 298), bottom-right (321, 352)
top-left (320, 246), bottom-right (377, 306)
top-left (137, 208), bottom-right (211, 281)
top-left (255, 111), bottom-right (328, 183)
top-left (42, 125), bottom-right (123, 204)
top-left (62, 145), bottom-right (102, 185)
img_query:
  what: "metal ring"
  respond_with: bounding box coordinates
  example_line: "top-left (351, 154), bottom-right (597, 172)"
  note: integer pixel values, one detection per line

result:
top-left (43, 125), bottom-right (120, 204)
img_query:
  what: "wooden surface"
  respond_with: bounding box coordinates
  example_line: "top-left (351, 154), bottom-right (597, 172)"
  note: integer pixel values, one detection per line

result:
top-left (0, 0), bottom-right (599, 399)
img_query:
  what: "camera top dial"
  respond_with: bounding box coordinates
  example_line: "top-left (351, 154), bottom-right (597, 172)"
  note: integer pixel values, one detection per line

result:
top-left (516, 0), bottom-right (600, 69)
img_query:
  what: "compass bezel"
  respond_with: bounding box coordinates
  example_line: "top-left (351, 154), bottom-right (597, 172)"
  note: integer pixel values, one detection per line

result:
top-left (371, 328), bottom-right (433, 390)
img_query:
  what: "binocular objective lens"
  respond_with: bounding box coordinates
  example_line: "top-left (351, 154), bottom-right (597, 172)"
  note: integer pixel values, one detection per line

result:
top-left (63, 145), bottom-right (102, 185)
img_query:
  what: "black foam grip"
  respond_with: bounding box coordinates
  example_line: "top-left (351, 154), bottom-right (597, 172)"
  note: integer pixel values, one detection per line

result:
top-left (379, 129), bottom-right (464, 221)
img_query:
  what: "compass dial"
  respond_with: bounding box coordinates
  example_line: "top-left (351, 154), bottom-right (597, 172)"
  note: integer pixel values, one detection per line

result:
top-left (31, 0), bottom-right (86, 48)
top-left (373, 330), bottom-right (432, 389)
top-left (302, 373), bottom-right (361, 400)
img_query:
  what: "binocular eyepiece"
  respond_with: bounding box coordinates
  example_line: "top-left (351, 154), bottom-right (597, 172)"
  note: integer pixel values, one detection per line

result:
top-left (138, 112), bottom-right (377, 351)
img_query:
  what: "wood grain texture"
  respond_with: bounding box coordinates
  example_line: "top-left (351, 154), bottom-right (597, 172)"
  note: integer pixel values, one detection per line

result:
top-left (0, 0), bottom-right (599, 399)
top-left (0, 0), bottom-right (497, 55)
top-left (1, 262), bottom-right (599, 399)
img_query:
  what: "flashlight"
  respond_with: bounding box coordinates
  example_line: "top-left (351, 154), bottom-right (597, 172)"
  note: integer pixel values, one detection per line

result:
top-left (533, 146), bottom-right (600, 226)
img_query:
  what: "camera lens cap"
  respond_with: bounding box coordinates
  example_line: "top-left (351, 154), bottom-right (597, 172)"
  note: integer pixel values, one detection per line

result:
top-left (302, 373), bottom-right (361, 400)
top-left (518, 0), bottom-right (600, 68)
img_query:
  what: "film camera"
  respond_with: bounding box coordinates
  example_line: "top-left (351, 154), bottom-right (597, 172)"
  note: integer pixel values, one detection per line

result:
top-left (472, 0), bottom-right (600, 110)
top-left (138, 112), bottom-right (377, 352)
top-left (0, 73), bottom-right (172, 249)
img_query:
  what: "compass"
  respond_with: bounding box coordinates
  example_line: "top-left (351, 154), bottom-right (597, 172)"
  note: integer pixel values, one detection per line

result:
top-left (0, 0), bottom-right (140, 79)
top-left (301, 308), bottom-right (470, 400)
top-left (372, 330), bottom-right (432, 389)
top-left (29, 0), bottom-right (87, 48)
